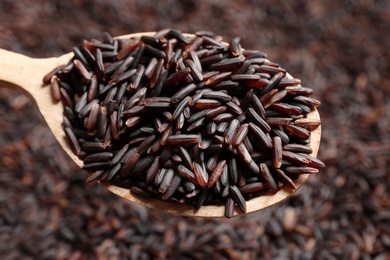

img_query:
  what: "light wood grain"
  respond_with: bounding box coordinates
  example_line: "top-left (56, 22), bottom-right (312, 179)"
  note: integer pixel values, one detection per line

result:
top-left (0, 32), bottom-right (321, 218)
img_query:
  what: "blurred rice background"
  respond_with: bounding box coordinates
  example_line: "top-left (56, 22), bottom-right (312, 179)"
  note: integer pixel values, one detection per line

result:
top-left (0, 0), bottom-right (389, 259)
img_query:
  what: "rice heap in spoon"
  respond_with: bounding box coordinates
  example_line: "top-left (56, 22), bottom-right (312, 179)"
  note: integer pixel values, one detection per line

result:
top-left (44, 29), bottom-right (325, 218)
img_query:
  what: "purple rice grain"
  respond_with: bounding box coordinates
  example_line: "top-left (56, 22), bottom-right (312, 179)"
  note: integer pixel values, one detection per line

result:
top-left (271, 102), bottom-right (303, 116)
top-left (225, 197), bottom-right (235, 218)
top-left (246, 160), bottom-right (261, 175)
top-left (224, 119), bottom-right (240, 145)
top-left (50, 75), bottom-right (61, 102)
top-left (246, 107), bottom-right (271, 132)
top-left (185, 59), bottom-right (203, 82)
top-left (163, 68), bottom-right (191, 87)
top-left (249, 122), bottom-right (273, 149)
top-left (119, 152), bottom-right (140, 177)
top-left (294, 117), bottom-right (322, 127)
top-left (229, 185), bottom-right (246, 213)
top-left (216, 122), bottom-right (229, 134)
top-left (140, 35), bottom-right (160, 47)
top-left (284, 166), bottom-right (319, 174)
top-left (266, 117), bottom-right (293, 126)
top-left (193, 161), bottom-right (208, 188)
top-left (175, 113), bottom-right (185, 129)
top-left (184, 37), bottom-right (203, 57)
top-left (258, 72), bottom-right (284, 96)
top-left (282, 151), bottom-right (310, 165)
top-left (239, 182), bottom-right (267, 194)
top-left (272, 136), bottom-right (283, 168)
top-left (259, 163), bottom-right (278, 192)
top-left (177, 165), bottom-right (196, 182)
top-left (201, 35), bottom-right (225, 49)
top-left (82, 161), bottom-right (110, 171)
top-left (237, 143), bottom-right (253, 164)
top-left (278, 77), bottom-right (301, 87)
top-left (168, 29), bottom-right (189, 44)
top-left (283, 143), bottom-right (313, 154)
top-left (172, 96), bottom-right (190, 120)
top-left (64, 127), bottom-right (81, 156)
top-left (199, 137), bottom-right (212, 149)
top-left (232, 123), bottom-right (249, 146)
top-left (274, 168), bottom-right (297, 190)
top-left (187, 118), bottom-right (206, 132)
top-left (200, 53), bottom-right (224, 66)
top-left (225, 101), bottom-right (243, 115)
top-left (144, 57), bottom-right (158, 80)
top-left (205, 71), bottom-right (232, 86)
top-left (291, 95), bottom-right (321, 108)
top-left (207, 122), bottom-right (217, 135)
top-left (144, 44), bottom-right (166, 59)
top-left (204, 106), bottom-right (227, 120)
top-left (60, 88), bottom-right (74, 109)
top-left (159, 168), bottom-right (174, 193)
top-left (285, 86), bottom-right (314, 96)
top-left (105, 163), bottom-right (122, 181)
top-left (171, 83), bottom-right (197, 104)
top-left (298, 153), bottom-right (327, 169)
top-left (202, 91), bottom-right (232, 102)
top-left (206, 152), bottom-right (219, 172)
top-left (84, 152), bottom-right (114, 163)
top-left (193, 99), bottom-right (221, 109)
top-left (213, 113), bottom-right (234, 123)
top-left (162, 175), bottom-right (182, 200)
top-left (195, 188), bottom-right (210, 209)
top-left (166, 134), bottom-right (200, 145)
top-left (285, 125), bottom-right (311, 139)
top-left (145, 156), bottom-right (161, 184)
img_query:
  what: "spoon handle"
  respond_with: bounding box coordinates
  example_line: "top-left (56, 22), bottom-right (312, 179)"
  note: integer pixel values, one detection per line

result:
top-left (0, 49), bottom-right (38, 96)
top-left (0, 49), bottom-right (71, 98)
top-left (0, 48), bottom-right (82, 167)
top-left (0, 48), bottom-right (75, 121)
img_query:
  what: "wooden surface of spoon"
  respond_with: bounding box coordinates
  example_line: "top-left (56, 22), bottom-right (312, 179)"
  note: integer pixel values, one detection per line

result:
top-left (0, 32), bottom-right (321, 217)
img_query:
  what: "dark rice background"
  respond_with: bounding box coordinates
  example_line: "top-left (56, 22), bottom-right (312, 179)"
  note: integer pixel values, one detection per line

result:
top-left (1, 0), bottom-right (389, 259)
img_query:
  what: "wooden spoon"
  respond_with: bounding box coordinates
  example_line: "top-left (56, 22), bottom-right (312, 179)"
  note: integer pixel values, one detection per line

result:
top-left (0, 32), bottom-right (321, 217)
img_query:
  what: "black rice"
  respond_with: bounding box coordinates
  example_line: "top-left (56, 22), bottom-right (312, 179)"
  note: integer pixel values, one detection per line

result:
top-left (43, 29), bottom-right (324, 218)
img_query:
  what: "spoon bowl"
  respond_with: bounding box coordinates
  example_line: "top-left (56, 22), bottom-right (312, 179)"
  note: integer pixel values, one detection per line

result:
top-left (0, 32), bottom-right (321, 217)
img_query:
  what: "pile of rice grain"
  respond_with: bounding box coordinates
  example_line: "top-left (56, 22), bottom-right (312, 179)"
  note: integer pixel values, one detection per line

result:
top-left (44, 29), bottom-right (324, 218)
